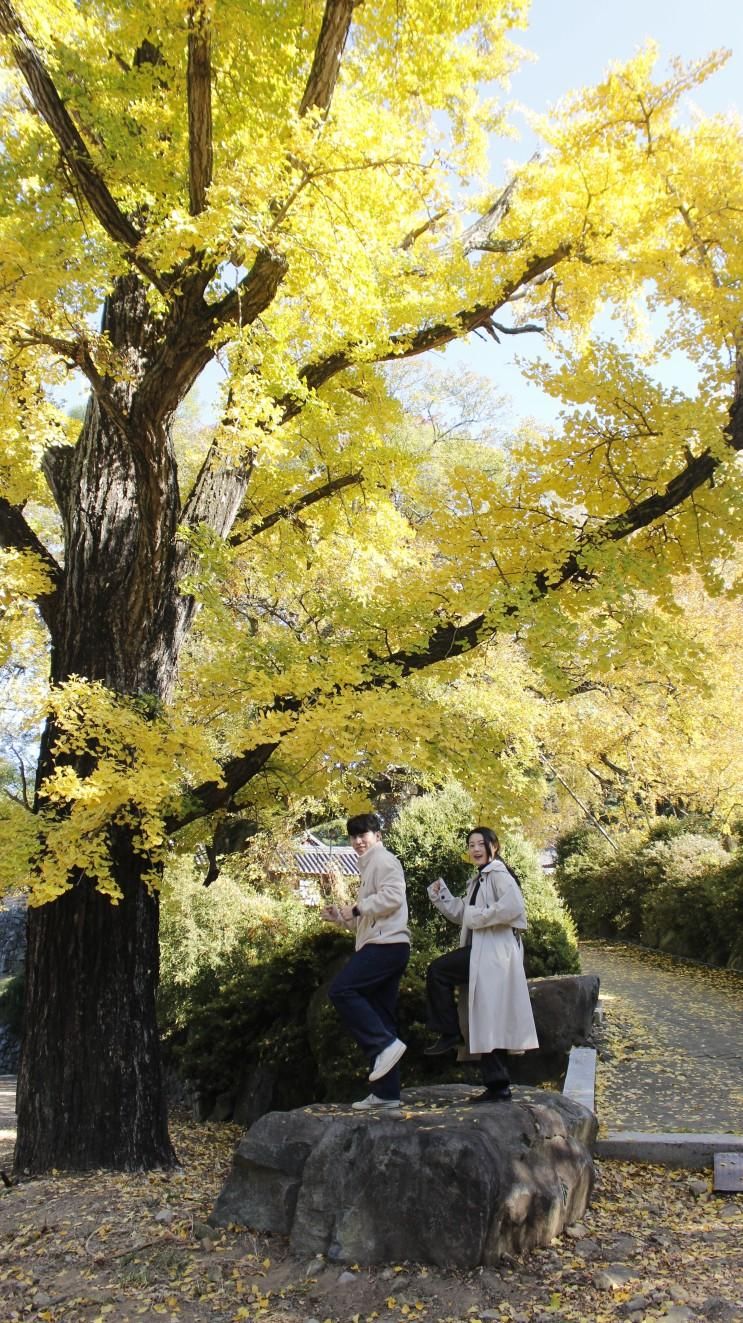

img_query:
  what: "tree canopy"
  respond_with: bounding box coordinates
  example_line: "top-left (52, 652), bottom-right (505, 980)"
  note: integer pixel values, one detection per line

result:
top-left (0, 0), bottom-right (741, 1169)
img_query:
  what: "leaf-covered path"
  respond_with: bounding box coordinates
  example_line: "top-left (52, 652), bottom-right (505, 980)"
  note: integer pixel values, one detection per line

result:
top-left (580, 943), bottom-right (743, 1135)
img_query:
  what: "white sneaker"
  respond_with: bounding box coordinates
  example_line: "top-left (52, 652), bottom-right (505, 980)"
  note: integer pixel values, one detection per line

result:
top-left (369, 1037), bottom-right (407, 1082)
top-left (351, 1094), bottom-right (401, 1111)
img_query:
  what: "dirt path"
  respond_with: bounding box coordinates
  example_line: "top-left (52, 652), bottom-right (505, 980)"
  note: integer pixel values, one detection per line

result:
top-left (0, 1074), bottom-right (16, 1170)
top-left (580, 943), bottom-right (743, 1134)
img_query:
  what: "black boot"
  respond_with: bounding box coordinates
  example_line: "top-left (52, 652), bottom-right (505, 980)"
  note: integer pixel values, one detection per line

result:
top-left (468, 1087), bottom-right (513, 1103)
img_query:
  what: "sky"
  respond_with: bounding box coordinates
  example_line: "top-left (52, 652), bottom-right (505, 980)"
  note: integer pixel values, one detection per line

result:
top-left (440, 0), bottom-right (743, 425)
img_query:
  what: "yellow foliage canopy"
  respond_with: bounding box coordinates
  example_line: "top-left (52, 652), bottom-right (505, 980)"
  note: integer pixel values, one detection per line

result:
top-left (0, 2), bottom-right (741, 898)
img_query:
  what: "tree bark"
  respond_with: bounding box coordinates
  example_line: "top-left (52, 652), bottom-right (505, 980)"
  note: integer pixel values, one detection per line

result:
top-left (15, 829), bottom-right (173, 1172)
top-left (15, 275), bottom-right (185, 1173)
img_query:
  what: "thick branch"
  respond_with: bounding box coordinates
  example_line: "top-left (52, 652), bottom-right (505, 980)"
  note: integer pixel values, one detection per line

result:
top-left (228, 470), bottom-right (363, 545)
top-left (537, 436), bottom-right (742, 596)
top-left (207, 247), bottom-right (288, 330)
top-left (0, 496), bottom-right (62, 631)
top-left (165, 741), bottom-right (281, 832)
top-left (0, 1), bottom-right (138, 248)
top-left (288, 245), bottom-right (571, 417)
top-left (187, 1), bottom-right (213, 215)
top-left (462, 174), bottom-right (522, 254)
top-left (17, 329), bottom-right (131, 436)
top-left (0, 1), bottom-right (168, 292)
top-left (299, 0), bottom-right (359, 117)
top-left (41, 443), bottom-right (76, 524)
top-left (171, 387), bottom-right (742, 830)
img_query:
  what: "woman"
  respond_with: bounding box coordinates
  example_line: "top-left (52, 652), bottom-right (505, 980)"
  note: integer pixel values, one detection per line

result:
top-left (424, 826), bottom-right (538, 1102)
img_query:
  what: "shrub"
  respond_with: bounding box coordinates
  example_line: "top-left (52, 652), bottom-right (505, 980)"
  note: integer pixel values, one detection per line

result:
top-left (639, 834), bottom-right (737, 963)
top-left (498, 833), bottom-right (580, 977)
top-left (386, 782), bottom-right (473, 939)
top-left (555, 819), bottom-right (743, 969)
top-left (555, 832), bottom-right (647, 940)
top-left (158, 856), bottom-right (312, 1030)
top-left (0, 971), bottom-right (24, 1036)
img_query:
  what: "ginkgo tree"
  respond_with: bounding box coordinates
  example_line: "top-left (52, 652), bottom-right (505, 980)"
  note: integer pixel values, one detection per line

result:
top-left (0, 0), bottom-right (741, 1172)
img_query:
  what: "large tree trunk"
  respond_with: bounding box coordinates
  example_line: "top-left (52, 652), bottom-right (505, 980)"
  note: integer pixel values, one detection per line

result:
top-left (15, 276), bottom-right (188, 1172)
top-left (15, 830), bottom-right (173, 1172)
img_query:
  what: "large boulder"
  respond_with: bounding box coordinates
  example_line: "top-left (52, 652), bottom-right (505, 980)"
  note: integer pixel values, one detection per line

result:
top-left (210, 1084), bottom-right (597, 1265)
top-left (528, 974), bottom-right (600, 1053)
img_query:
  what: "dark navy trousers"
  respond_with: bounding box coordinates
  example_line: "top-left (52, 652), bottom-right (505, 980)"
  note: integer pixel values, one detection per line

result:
top-left (329, 941), bottom-right (410, 1100)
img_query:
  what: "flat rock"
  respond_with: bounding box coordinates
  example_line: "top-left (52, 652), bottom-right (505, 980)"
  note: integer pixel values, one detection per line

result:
top-left (210, 1084), bottom-right (597, 1265)
top-left (527, 975), bottom-right (600, 1054)
top-left (594, 1265), bottom-right (637, 1289)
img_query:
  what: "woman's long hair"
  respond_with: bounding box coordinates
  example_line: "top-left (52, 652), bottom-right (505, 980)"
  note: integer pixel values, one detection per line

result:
top-left (467, 826), bottom-right (522, 890)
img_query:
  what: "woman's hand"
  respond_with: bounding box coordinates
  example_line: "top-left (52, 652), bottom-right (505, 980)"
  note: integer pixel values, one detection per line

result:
top-left (429, 878), bottom-right (445, 900)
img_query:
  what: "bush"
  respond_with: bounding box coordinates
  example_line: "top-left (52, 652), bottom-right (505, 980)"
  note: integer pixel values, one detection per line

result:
top-left (386, 783), bottom-right (473, 939)
top-left (498, 833), bottom-right (580, 977)
top-left (639, 834), bottom-right (737, 963)
top-left (555, 831), bottom-right (647, 940)
top-left (0, 971), bottom-right (24, 1036)
top-left (555, 820), bottom-right (743, 969)
top-left (158, 856), bottom-right (312, 1031)
top-left (165, 922), bottom-right (354, 1108)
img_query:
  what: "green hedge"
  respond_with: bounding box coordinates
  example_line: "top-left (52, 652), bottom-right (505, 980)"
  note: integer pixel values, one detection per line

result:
top-left (555, 822), bottom-right (743, 970)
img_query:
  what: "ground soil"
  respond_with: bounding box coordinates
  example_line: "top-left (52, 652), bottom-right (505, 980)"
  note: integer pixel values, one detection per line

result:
top-left (1, 1111), bottom-right (741, 1323)
top-left (2, 944), bottom-right (741, 1321)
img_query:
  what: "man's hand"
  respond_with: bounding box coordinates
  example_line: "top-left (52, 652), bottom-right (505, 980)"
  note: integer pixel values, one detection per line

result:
top-left (320, 904), bottom-right (342, 924)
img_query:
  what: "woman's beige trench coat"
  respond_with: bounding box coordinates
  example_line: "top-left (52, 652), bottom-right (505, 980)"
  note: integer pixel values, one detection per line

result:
top-left (428, 859), bottom-right (539, 1055)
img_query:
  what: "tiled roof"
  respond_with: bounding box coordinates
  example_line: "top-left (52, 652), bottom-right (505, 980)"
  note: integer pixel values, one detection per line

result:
top-left (293, 847), bottom-right (360, 877)
top-left (273, 837), bottom-right (360, 878)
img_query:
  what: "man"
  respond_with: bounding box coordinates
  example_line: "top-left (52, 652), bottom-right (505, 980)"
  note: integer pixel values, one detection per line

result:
top-left (322, 812), bottom-right (410, 1110)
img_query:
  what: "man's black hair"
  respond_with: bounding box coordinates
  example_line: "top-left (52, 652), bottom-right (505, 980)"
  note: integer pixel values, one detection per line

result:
top-left (346, 811), bottom-right (383, 836)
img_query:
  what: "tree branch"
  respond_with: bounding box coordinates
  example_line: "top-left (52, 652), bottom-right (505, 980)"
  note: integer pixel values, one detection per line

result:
top-left (16, 329), bottom-right (132, 437)
top-left (299, 0), bottom-right (360, 117)
top-left (462, 174), bottom-right (522, 254)
top-left (187, 0), bottom-right (213, 215)
top-left (164, 740), bottom-right (281, 832)
top-left (169, 389), bottom-right (743, 831)
top-left (227, 470), bottom-right (363, 545)
top-left (537, 434), bottom-right (742, 597)
top-left (0, 496), bottom-right (62, 631)
top-left (287, 245), bottom-right (572, 417)
top-left (206, 246), bottom-right (288, 329)
top-left (0, 0), bottom-right (166, 292)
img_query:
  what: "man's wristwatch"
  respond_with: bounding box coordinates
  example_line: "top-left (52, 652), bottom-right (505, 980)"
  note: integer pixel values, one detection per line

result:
top-left (351, 904), bottom-right (361, 918)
